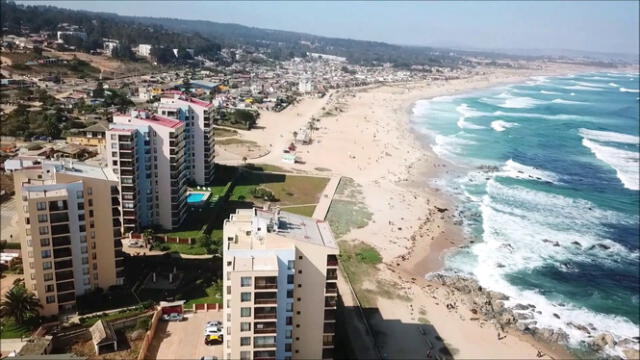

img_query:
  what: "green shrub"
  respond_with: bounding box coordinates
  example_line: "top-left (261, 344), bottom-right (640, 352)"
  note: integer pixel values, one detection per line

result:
top-left (356, 245), bottom-right (382, 264)
top-left (135, 317), bottom-right (150, 331)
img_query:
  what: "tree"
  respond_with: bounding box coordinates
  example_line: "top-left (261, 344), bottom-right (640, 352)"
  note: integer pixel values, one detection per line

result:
top-left (197, 233), bottom-right (213, 250)
top-left (182, 77), bottom-right (192, 94)
top-left (0, 284), bottom-right (42, 325)
top-left (142, 229), bottom-right (155, 247)
top-left (93, 82), bottom-right (105, 99)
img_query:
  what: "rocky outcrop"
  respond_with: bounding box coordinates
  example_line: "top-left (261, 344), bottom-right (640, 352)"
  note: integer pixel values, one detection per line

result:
top-left (428, 273), bottom-right (639, 358)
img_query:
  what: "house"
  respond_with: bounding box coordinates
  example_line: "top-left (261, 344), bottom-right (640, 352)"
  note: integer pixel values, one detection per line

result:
top-left (90, 320), bottom-right (118, 354)
top-left (66, 122), bottom-right (108, 148)
top-left (136, 44), bottom-right (152, 57)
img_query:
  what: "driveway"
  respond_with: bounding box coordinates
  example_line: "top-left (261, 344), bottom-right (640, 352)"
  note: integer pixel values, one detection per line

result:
top-left (149, 311), bottom-right (223, 360)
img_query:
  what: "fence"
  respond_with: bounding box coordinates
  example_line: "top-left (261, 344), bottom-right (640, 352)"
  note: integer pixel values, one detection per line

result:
top-left (137, 308), bottom-right (162, 360)
top-left (191, 303), bottom-right (223, 312)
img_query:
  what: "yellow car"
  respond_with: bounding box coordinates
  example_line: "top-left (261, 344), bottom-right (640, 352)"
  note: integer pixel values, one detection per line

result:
top-left (204, 334), bottom-right (223, 345)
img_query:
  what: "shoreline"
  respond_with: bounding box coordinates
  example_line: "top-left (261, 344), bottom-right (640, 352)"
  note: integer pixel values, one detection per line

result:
top-left (233, 62), bottom-right (628, 359)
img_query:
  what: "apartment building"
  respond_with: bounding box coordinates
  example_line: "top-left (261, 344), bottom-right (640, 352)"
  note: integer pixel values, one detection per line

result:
top-left (157, 91), bottom-right (216, 185)
top-left (13, 160), bottom-right (124, 316)
top-left (223, 207), bottom-right (339, 360)
top-left (106, 110), bottom-right (188, 232)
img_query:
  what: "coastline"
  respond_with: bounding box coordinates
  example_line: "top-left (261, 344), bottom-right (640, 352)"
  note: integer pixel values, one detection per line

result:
top-left (229, 62), bottom-right (624, 359)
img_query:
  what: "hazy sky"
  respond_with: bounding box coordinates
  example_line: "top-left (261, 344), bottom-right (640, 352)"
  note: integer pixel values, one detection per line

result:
top-left (20, 1), bottom-right (640, 54)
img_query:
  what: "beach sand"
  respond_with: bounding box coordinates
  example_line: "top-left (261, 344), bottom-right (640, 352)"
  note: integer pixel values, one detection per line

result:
top-left (221, 62), bottom-right (605, 359)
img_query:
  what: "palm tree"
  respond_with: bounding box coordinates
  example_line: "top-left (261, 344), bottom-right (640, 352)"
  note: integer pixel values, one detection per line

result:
top-left (143, 228), bottom-right (155, 248)
top-left (0, 284), bottom-right (42, 325)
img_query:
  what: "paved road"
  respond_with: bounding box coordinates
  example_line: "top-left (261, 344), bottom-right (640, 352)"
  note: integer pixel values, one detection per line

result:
top-left (1, 198), bottom-right (18, 243)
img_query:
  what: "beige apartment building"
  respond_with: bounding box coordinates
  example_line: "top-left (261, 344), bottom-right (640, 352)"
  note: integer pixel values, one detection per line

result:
top-left (106, 110), bottom-right (188, 232)
top-left (223, 207), bottom-right (339, 360)
top-left (13, 160), bottom-right (123, 316)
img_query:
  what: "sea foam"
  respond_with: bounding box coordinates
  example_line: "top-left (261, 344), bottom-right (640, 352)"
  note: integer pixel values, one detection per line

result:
top-left (620, 87), bottom-right (640, 93)
top-left (498, 96), bottom-right (545, 109)
top-left (490, 120), bottom-right (518, 132)
top-left (578, 128), bottom-right (639, 145)
top-left (581, 138), bottom-right (639, 191)
top-left (500, 159), bottom-right (559, 183)
top-left (551, 98), bottom-right (586, 105)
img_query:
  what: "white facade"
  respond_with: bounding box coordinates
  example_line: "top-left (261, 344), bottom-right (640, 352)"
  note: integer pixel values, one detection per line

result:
top-left (137, 44), bottom-right (152, 57)
top-left (157, 93), bottom-right (216, 185)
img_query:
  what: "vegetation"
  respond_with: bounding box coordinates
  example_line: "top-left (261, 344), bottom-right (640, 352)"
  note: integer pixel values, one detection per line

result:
top-left (0, 316), bottom-right (32, 339)
top-left (78, 307), bottom-right (148, 327)
top-left (213, 127), bottom-right (239, 138)
top-left (282, 205), bottom-right (316, 217)
top-left (215, 109), bottom-right (259, 130)
top-left (327, 178), bottom-right (372, 238)
top-left (0, 283), bottom-right (42, 325)
top-left (184, 280), bottom-right (223, 306)
top-left (1, 1), bottom-right (222, 63)
top-left (0, 105), bottom-right (83, 140)
top-left (231, 171), bottom-right (329, 206)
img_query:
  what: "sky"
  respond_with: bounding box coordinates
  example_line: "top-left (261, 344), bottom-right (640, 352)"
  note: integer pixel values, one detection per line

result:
top-left (19, 1), bottom-right (640, 55)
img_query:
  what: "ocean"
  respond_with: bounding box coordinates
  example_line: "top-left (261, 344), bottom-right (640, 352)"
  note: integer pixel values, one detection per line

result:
top-left (411, 72), bottom-right (640, 356)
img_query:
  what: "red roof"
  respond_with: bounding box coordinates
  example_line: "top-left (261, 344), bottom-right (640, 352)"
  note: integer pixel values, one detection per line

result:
top-left (145, 114), bottom-right (183, 129)
top-left (186, 97), bottom-right (214, 108)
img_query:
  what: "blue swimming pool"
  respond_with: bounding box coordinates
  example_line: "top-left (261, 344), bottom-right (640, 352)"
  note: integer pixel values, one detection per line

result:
top-left (187, 193), bottom-right (205, 203)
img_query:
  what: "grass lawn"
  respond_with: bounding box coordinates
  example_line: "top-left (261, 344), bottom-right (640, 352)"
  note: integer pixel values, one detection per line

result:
top-left (283, 205), bottom-right (316, 217)
top-left (79, 308), bottom-right (148, 327)
top-left (155, 242), bottom-right (208, 255)
top-left (0, 317), bottom-right (32, 339)
top-left (213, 127), bottom-right (239, 138)
top-left (184, 280), bottom-right (223, 306)
top-left (245, 163), bottom-right (292, 173)
top-left (231, 172), bottom-right (329, 207)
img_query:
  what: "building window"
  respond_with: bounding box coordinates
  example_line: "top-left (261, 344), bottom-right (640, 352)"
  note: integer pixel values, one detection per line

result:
top-left (287, 260), bottom-right (295, 270)
top-left (241, 277), bottom-right (251, 287)
top-left (40, 238), bottom-right (50, 247)
top-left (83, 267), bottom-right (89, 275)
top-left (43, 273), bottom-right (53, 281)
top-left (88, 199), bottom-right (93, 207)
top-left (38, 214), bottom-right (48, 223)
top-left (39, 226), bottom-right (49, 235)
top-left (286, 302), bottom-right (293, 312)
top-left (241, 292), bottom-right (251, 302)
top-left (286, 316), bottom-right (292, 326)
top-left (240, 337), bottom-right (250, 346)
top-left (81, 246), bottom-right (88, 254)
top-left (43, 261), bottom-right (52, 270)
top-left (76, 190), bottom-right (84, 199)
top-left (287, 289), bottom-right (293, 298)
top-left (80, 235), bottom-right (87, 243)
top-left (45, 295), bottom-right (55, 304)
top-left (285, 343), bottom-right (292, 352)
top-left (45, 284), bottom-right (54, 293)
top-left (240, 351), bottom-right (250, 360)
top-left (37, 202), bottom-right (46, 210)
top-left (41, 250), bottom-right (51, 258)
top-left (30, 273), bottom-right (35, 280)
top-left (285, 329), bottom-right (292, 339)
top-left (240, 307), bottom-right (251, 317)
top-left (287, 274), bottom-right (294, 284)
top-left (82, 257), bottom-right (89, 265)
top-left (240, 322), bottom-right (251, 331)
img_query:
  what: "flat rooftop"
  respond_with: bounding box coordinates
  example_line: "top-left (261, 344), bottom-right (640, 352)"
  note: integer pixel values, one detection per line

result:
top-left (227, 208), bottom-right (337, 251)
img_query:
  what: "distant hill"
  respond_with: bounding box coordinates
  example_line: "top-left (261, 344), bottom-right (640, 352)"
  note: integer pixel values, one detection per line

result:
top-left (1, 1), bottom-right (477, 68)
top-left (1, 1), bottom-right (222, 62)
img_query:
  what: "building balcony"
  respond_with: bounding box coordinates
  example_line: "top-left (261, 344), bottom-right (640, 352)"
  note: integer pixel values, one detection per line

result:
top-left (50, 223), bottom-right (70, 236)
top-left (254, 309), bottom-right (277, 320)
top-left (323, 322), bottom-right (335, 334)
top-left (253, 322), bottom-right (277, 334)
top-left (53, 247), bottom-right (72, 260)
top-left (254, 292), bottom-right (278, 305)
top-left (324, 309), bottom-right (336, 322)
top-left (55, 269), bottom-right (74, 281)
top-left (52, 236), bottom-right (71, 248)
top-left (57, 292), bottom-right (76, 304)
top-left (327, 255), bottom-right (338, 267)
top-left (326, 269), bottom-right (338, 281)
top-left (325, 296), bottom-right (337, 308)
top-left (56, 280), bottom-right (75, 293)
top-left (48, 200), bottom-right (68, 212)
top-left (325, 282), bottom-right (338, 295)
top-left (255, 277), bottom-right (277, 290)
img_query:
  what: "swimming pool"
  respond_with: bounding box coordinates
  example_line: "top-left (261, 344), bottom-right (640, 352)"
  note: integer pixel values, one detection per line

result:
top-left (187, 193), bottom-right (206, 203)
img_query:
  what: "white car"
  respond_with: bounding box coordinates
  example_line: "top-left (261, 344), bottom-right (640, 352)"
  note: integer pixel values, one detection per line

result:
top-left (206, 321), bottom-right (222, 328)
top-left (204, 327), bottom-right (222, 336)
top-left (162, 313), bottom-right (184, 321)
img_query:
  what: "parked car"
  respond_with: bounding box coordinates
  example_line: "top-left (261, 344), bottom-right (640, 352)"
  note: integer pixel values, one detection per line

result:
top-left (206, 321), bottom-right (222, 328)
top-left (162, 313), bottom-right (183, 321)
top-left (128, 241), bottom-right (144, 248)
top-left (204, 327), bottom-right (221, 336)
top-left (204, 334), bottom-right (223, 345)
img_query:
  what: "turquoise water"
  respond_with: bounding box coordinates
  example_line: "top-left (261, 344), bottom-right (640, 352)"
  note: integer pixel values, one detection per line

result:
top-left (187, 193), bottom-right (206, 203)
top-left (411, 72), bottom-right (639, 355)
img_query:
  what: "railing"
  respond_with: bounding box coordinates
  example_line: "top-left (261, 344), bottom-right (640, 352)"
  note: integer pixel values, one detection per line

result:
top-left (254, 327), bottom-right (277, 334)
top-left (254, 283), bottom-right (277, 290)
top-left (254, 313), bottom-right (277, 320)
top-left (254, 298), bottom-right (277, 305)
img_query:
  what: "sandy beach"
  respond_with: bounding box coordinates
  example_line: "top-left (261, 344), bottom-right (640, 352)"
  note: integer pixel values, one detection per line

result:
top-left (218, 62), bottom-right (610, 359)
